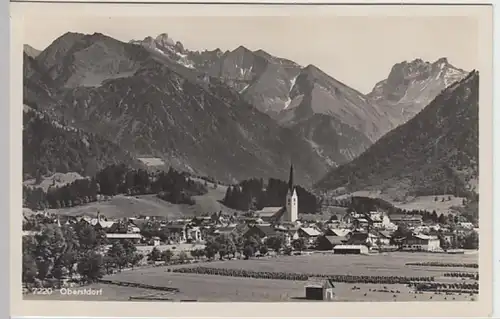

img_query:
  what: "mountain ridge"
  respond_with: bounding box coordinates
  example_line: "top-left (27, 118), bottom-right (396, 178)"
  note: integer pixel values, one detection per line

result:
top-left (24, 32), bottom-right (473, 190)
top-left (24, 36), bottom-right (333, 186)
top-left (314, 70), bottom-right (479, 200)
top-left (367, 57), bottom-right (469, 128)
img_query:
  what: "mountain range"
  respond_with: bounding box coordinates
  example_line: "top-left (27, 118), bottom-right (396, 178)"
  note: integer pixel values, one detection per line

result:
top-left (315, 71), bottom-right (479, 199)
top-left (23, 31), bottom-right (473, 191)
top-left (23, 104), bottom-right (141, 180)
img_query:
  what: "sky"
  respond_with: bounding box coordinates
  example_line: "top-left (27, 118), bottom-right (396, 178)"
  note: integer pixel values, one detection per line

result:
top-left (23, 15), bottom-right (479, 94)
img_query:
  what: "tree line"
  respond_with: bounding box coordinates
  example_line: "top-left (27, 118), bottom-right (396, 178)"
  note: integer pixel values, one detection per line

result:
top-left (22, 221), bottom-right (144, 287)
top-left (222, 178), bottom-right (319, 213)
top-left (23, 164), bottom-right (208, 210)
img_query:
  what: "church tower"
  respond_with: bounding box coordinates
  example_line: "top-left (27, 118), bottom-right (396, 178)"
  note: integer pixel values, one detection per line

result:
top-left (285, 163), bottom-right (298, 222)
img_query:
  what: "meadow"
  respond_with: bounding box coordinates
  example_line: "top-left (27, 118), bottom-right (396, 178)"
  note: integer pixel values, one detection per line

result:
top-left (165, 252), bottom-right (478, 277)
top-left (31, 251), bottom-right (476, 302)
top-left (44, 181), bottom-right (234, 219)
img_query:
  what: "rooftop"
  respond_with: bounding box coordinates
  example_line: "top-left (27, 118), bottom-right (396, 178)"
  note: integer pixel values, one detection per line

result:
top-left (106, 233), bottom-right (143, 239)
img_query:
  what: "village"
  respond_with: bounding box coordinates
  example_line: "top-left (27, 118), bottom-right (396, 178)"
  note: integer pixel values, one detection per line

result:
top-left (23, 199), bottom-right (479, 257)
top-left (22, 165), bottom-right (479, 302)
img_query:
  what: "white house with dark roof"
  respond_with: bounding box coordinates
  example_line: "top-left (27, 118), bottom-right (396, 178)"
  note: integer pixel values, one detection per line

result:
top-left (105, 233), bottom-right (143, 244)
top-left (402, 234), bottom-right (440, 251)
top-left (298, 227), bottom-right (322, 244)
top-left (90, 212), bottom-right (116, 230)
top-left (324, 227), bottom-right (352, 238)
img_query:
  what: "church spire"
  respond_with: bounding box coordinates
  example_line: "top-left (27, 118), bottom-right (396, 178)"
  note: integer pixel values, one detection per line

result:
top-left (288, 162), bottom-right (294, 192)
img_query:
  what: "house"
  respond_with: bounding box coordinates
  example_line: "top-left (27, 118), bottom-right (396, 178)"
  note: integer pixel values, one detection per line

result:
top-left (191, 216), bottom-right (213, 227)
top-left (315, 235), bottom-right (348, 250)
top-left (352, 217), bottom-right (370, 229)
top-left (346, 232), bottom-right (369, 246)
top-left (256, 207), bottom-right (285, 223)
top-left (90, 213), bottom-right (116, 231)
top-left (324, 228), bottom-right (351, 238)
top-left (279, 226), bottom-right (300, 246)
top-left (297, 227), bottom-right (322, 244)
top-left (185, 225), bottom-right (203, 242)
top-left (106, 233), bottom-right (143, 244)
top-left (150, 236), bottom-right (161, 246)
top-left (305, 279), bottom-right (335, 301)
top-left (381, 215), bottom-right (398, 230)
top-left (163, 222), bottom-right (190, 243)
top-left (239, 216), bottom-right (264, 225)
top-left (428, 224), bottom-right (441, 232)
top-left (367, 212), bottom-right (383, 229)
top-left (459, 222), bottom-right (475, 230)
top-left (22, 230), bottom-right (41, 237)
top-left (333, 245), bottom-right (369, 255)
top-left (107, 220), bottom-right (142, 234)
top-left (243, 224), bottom-right (280, 242)
top-left (442, 232), bottom-right (455, 244)
top-left (389, 214), bottom-right (423, 228)
top-left (344, 230), bottom-right (387, 248)
top-left (213, 226), bottom-right (238, 236)
top-left (402, 234), bottom-right (441, 251)
top-left (375, 230), bottom-right (393, 246)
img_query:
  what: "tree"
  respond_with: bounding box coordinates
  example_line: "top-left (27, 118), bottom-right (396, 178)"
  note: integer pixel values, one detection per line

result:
top-left (178, 251), bottom-right (189, 263)
top-left (215, 234), bottom-right (236, 259)
top-left (462, 231), bottom-right (479, 250)
top-left (438, 214), bottom-right (447, 225)
top-left (230, 233), bottom-right (244, 257)
top-left (438, 235), bottom-right (450, 251)
top-left (259, 245), bottom-right (269, 256)
top-left (77, 251), bottom-right (105, 283)
top-left (122, 239), bottom-right (140, 266)
top-left (51, 259), bottom-right (69, 286)
top-left (106, 242), bottom-right (127, 270)
top-left (292, 237), bottom-right (307, 252)
top-left (283, 246), bottom-right (293, 256)
top-left (22, 252), bottom-right (38, 284)
top-left (74, 221), bottom-right (106, 251)
top-left (33, 224), bottom-right (67, 280)
top-left (161, 249), bottom-right (174, 263)
top-left (431, 211), bottom-right (439, 222)
top-left (391, 225), bottom-right (412, 245)
top-left (243, 245), bottom-right (255, 260)
top-left (204, 236), bottom-right (220, 260)
top-left (131, 253), bottom-right (144, 267)
top-left (194, 248), bottom-right (205, 259)
top-left (148, 247), bottom-right (162, 262)
top-left (265, 235), bottom-right (285, 253)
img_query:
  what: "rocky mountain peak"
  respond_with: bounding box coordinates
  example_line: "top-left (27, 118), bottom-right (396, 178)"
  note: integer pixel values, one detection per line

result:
top-left (155, 33), bottom-right (175, 47)
top-left (23, 44), bottom-right (41, 58)
top-left (434, 57), bottom-right (449, 65)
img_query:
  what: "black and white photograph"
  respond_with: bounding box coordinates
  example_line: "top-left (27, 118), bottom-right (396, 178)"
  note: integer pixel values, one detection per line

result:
top-left (11, 2), bottom-right (494, 317)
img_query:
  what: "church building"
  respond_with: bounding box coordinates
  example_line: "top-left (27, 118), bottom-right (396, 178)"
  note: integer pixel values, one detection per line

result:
top-left (284, 163), bottom-right (298, 223)
top-left (254, 163), bottom-right (299, 223)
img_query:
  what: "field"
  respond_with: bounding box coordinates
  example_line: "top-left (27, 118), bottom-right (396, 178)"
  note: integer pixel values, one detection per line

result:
top-left (137, 157), bottom-right (166, 167)
top-left (169, 252), bottom-right (479, 277)
top-left (48, 180), bottom-right (236, 218)
top-left (26, 252), bottom-right (479, 302)
top-left (391, 195), bottom-right (466, 215)
top-left (23, 172), bottom-right (86, 192)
